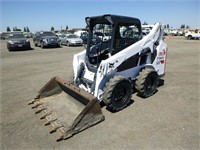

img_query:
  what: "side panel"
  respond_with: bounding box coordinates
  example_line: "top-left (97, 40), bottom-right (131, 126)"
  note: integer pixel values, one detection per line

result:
top-left (152, 41), bottom-right (168, 76)
top-left (73, 50), bottom-right (86, 81)
top-left (115, 66), bottom-right (142, 80)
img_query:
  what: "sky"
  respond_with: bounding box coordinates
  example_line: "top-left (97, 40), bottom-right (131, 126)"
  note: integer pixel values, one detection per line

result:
top-left (0, 0), bottom-right (199, 32)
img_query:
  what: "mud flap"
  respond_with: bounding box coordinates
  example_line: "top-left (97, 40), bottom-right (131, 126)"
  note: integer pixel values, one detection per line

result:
top-left (28, 76), bottom-right (105, 141)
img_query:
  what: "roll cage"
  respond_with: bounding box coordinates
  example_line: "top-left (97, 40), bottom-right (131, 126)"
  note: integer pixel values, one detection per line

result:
top-left (85, 14), bottom-right (142, 71)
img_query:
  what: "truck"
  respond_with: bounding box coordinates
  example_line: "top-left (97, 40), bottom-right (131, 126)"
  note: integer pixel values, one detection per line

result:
top-left (185, 29), bottom-right (200, 39)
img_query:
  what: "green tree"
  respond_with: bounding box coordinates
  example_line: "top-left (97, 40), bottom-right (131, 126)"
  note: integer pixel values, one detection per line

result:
top-left (13, 26), bottom-right (21, 31)
top-left (7, 26), bottom-right (11, 32)
top-left (180, 24), bottom-right (185, 29)
top-left (186, 25), bottom-right (190, 29)
top-left (51, 26), bottom-right (55, 31)
top-left (24, 27), bottom-right (27, 32)
top-left (166, 24), bottom-right (170, 29)
top-left (66, 25), bottom-right (68, 30)
top-left (16, 28), bottom-right (21, 31)
top-left (13, 27), bottom-right (17, 31)
top-left (26, 27), bottom-right (30, 32)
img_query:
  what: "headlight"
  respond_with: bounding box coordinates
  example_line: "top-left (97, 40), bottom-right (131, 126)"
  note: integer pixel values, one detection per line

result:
top-left (8, 40), bottom-right (14, 44)
top-left (26, 39), bottom-right (29, 42)
top-left (42, 39), bottom-right (48, 43)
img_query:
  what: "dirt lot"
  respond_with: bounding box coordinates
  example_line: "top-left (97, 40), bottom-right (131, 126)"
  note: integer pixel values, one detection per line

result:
top-left (0, 37), bottom-right (199, 150)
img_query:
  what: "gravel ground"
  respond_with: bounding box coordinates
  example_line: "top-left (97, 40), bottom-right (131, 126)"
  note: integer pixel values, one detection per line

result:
top-left (0, 36), bottom-right (199, 150)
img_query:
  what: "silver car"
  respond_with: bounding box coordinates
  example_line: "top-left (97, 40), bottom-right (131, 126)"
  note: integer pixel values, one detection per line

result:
top-left (58, 34), bottom-right (67, 45)
top-left (60, 34), bottom-right (83, 46)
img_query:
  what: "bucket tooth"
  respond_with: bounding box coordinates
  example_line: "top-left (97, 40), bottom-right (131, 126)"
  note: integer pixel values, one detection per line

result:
top-left (35, 105), bottom-right (47, 114)
top-left (44, 114), bottom-right (57, 126)
top-left (56, 135), bottom-right (64, 142)
top-left (56, 127), bottom-right (66, 141)
top-left (49, 121), bottom-right (63, 134)
top-left (32, 101), bottom-right (43, 109)
top-left (40, 109), bottom-right (52, 119)
top-left (28, 100), bottom-right (34, 105)
top-left (28, 98), bottom-right (38, 105)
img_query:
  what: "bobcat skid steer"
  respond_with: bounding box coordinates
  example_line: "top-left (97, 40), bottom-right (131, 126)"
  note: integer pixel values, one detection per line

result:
top-left (29, 14), bottom-right (168, 141)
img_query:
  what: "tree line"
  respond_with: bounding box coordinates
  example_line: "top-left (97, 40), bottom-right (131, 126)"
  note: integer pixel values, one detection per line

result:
top-left (6, 25), bottom-right (69, 32)
top-left (6, 23), bottom-right (190, 33)
top-left (6, 26), bottom-right (30, 32)
top-left (50, 25), bottom-right (69, 31)
top-left (142, 21), bottom-right (190, 29)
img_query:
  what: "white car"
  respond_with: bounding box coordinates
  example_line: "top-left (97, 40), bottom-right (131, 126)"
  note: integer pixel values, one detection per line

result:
top-left (169, 29), bottom-right (178, 36)
top-left (185, 30), bottom-right (200, 39)
top-left (94, 32), bottom-right (111, 41)
top-left (63, 34), bottom-right (83, 46)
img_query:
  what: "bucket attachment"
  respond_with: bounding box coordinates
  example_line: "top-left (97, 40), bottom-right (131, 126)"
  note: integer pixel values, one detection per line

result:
top-left (28, 76), bottom-right (105, 141)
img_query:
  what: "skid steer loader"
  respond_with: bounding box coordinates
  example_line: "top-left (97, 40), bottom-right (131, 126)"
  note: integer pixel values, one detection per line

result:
top-left (29, 14), bottom-right (168, 141)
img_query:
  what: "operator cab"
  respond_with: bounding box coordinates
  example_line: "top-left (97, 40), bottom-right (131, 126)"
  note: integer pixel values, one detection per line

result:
top-left (85, 14), bottom-right (142, 70)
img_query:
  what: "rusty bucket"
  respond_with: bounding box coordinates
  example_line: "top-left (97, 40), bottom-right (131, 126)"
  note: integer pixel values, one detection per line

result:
top-left (28, 76), bottom-right (105, 141)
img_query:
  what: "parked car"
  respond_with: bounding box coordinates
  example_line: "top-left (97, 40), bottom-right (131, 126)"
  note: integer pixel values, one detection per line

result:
top-left (74, 30), bottom-right (87, 37)
top-left (177, 30), bottom-right (184, 36)
top-left (58, 34), bottom-right (67, 45)
top-left (185, 30), bottom-right (200, 40)
top-left (7, 33), bottom-right (31, 51)
top-left (23, 32), bottom-right (32, 38)
top-left (80, 32), bottom-right (88, 44)
top-left (33, 31), bottom-right (60, 48)
top-left (94, 32), bottom-right (111, 41)
top-left (63, 34), bottom-right (83, 46)
top-left (169, 29), bottom-right (178, 36)
top-left (2, 32), bottom-right (19, 40)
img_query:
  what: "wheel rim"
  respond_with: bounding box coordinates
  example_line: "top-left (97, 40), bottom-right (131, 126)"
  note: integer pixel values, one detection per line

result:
top-left (144, 73), bottom-right (157, 94)
top-left (111, 81), bottom-right (130, 106)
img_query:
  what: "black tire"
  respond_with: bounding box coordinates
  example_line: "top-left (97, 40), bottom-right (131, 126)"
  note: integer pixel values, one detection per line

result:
top-left (34, 42), bottom-right (38, 47)
top-left (188, 35), bottom-right (192, 40)
top-left (57, 43), bottom-right (61, 48)
top-left (135, 68), bottom-right (158, 98)
top-left (103, 76), bottom-right (133, 112)
top-left (27, 43), bottom-right (31, 50)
